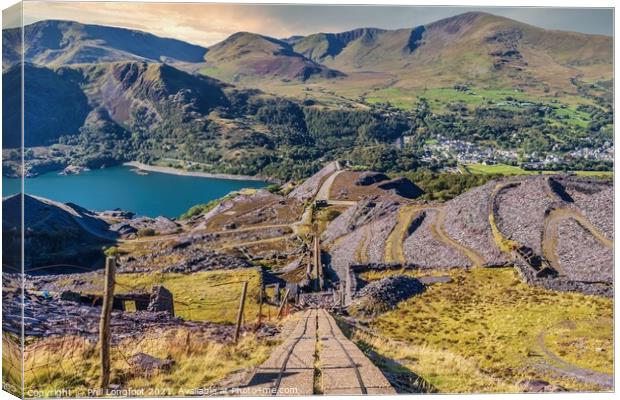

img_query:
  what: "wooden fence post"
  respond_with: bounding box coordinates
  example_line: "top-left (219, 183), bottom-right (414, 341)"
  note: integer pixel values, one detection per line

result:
top-left (99, 257), bottom-right (116, 390)
top-left (234, 281), bottom-right (248, 343)
top-left (256, 285), bottom-right (263, 330)
top-left (277, 289), bottom-right (290, 319)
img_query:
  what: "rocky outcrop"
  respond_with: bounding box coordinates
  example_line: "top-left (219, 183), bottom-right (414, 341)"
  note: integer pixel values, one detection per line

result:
top-left (110, 215), bottom-right (180, 237)
top-left (3, 194), bottom-right (115, 272)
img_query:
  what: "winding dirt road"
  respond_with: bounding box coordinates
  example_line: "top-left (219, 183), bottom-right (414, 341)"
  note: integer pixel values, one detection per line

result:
top-left (385, 205), bottom-right (421, 263)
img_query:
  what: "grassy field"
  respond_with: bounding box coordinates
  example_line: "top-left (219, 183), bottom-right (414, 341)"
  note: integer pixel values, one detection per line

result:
top-left (461, 163), bottom-right (613, 178)
top-left (356, 267), bottom-right (613, 393)
top-left (363, 86), bottom-right (593, 113)
top-left (56, 268), bottom-right (276, 324)
top-left (115, 268), bottom-right (274, 323)
top-left (23, 268), bottom-right (286, 396)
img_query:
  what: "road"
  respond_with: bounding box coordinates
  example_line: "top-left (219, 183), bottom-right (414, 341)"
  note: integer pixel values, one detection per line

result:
top-left (385, 205), bottom-right (421, 263)
top-left (536, 330), bottom-right (613, 389)
top-left (242, 309), bottom-right (395, 395)
top-left (315, 168), bottom-right (344, 201)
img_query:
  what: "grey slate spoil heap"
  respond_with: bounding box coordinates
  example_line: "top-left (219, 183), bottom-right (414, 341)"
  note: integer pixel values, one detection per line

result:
top-left (351, 275), bottom-right (425, 317)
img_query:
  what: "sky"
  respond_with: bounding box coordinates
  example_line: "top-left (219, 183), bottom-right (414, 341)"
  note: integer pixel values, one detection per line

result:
top-left (4, 2), bottom-right (614, 47)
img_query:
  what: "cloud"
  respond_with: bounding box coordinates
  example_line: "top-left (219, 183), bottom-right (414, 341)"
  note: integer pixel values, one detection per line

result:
top-left (3, 2), bottom-right (22, 30)
top-left (20, 2), bottom-right (613, 47)
top-left (22, 2), bottom-right (289, 46)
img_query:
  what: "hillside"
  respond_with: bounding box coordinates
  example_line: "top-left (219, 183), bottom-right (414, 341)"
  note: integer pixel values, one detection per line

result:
top-left (202, 31), bottom-right (344, 82)
top-left (2, 60), bottom-right (412, 179)
top-left (2, 12), bottom-right (613, 179)
top-left (2, 194), bottom-right (115, 272)
top-left (2, 19), bottom-right (207, 70)
top-left (289, 12), bottom-right (612, 94)
top-left (6, 162), bottom-right (615, 394)
top-left (3, 63), bottom-right (91, 147)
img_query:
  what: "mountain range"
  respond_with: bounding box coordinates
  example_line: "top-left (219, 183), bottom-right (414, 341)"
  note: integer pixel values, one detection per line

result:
top-left (1, 12), bottom-right (614, 179)
top-left (4, 12), bottom-right (612, 90)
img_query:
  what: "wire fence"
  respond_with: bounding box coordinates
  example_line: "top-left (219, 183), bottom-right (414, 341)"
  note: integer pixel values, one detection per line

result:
top-left (13, 260), bottom-right (285, 396)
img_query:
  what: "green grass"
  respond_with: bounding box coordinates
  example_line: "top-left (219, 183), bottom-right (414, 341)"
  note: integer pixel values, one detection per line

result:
top-left (365, 86), bottom-right (547, 113)
top-left (552, 106), bottom-right (590, 128)
top-left (57, 268), bottom-right (275, 324)
top-left (462, 163), bottom-right (613, 178)
top-left (365, 267), bottom-right (613, 392)
top-left (573, 170), bottom-right (614, 178)
top-left (24, 329), bottom-right (276, 396)
top-left (364, 86), bottom-right (597, 131)
top-left (115, 269), bottom-right (270, 323)
top-left (199, 66), bottom-right (224, 78)
top-left (24, 268), bottom-right (284, 395)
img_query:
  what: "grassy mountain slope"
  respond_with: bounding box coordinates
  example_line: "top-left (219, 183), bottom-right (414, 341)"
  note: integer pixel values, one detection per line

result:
top-left (292, 12), bottom-right (611, 86)
top-left (1, 12), bottom-right (612, 179)
top-left (202, 31), bottom-right (344, 82)
top-left (3, 60), bottom-right (413, 179)
top-left (2, 60), bottom-right (235, 148)
top-left (2, 20), bottom-right (208, 70)
top-left (250, 12), bottom-right (610, 109)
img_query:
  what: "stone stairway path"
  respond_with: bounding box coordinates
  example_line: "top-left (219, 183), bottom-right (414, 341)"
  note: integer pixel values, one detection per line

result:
top-left (242, 309), bottom-right (395, 396)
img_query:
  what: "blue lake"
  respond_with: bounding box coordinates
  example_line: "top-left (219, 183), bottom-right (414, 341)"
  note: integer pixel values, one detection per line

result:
top-left (2, 166), bottom-right (266, 218)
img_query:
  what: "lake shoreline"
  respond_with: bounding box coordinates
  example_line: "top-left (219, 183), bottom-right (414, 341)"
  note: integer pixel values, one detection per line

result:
top-left (123, 161), bottom-right (275, 183)
top-left (3, 163), bottom-right (268, 218)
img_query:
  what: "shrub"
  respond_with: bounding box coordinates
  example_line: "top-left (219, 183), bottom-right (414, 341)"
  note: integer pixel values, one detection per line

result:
top-left (265, 184), bottom-right (281, 194)
top-left (103, 246), bottom-right (120, 257)
top-left (319, 209), bottom-right (341, 222)
top-left (137, 228), bottom-right (156, 237)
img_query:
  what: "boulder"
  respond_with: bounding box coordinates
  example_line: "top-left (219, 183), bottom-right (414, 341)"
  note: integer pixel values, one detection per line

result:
top-left (519, 379), bottom-right (566, 392)
top-left (129, 353), bottom-right (174, 376)
top-left (109, 223), bottom-right (138, 236)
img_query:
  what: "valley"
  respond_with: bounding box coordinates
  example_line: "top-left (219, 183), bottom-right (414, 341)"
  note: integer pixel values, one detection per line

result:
top-left (1, 7), bottom-right (614, 397)
top-left (2, 12), bottom-right (614, 182)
